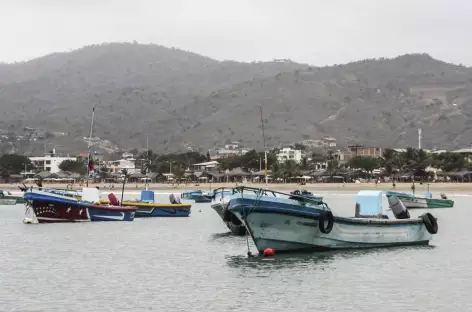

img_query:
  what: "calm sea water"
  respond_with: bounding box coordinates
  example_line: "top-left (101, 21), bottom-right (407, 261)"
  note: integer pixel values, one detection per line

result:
top-left (1, 191), bottom-right (471, 312)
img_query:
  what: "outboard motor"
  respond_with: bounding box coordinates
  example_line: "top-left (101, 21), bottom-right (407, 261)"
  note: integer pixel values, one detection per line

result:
top-left (387, 196), bottom-right (410, 219)
top-left (289, 190), bottom-right (301, 200)
top-left (169, 193), bottom-right (182, 204)
top-left (440, 193), bottom-right (448, 199)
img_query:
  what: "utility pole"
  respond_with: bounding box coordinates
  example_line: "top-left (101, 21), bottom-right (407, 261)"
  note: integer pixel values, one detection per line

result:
top-left (418, 128), bottom-right (422, 150)
top-left (146, 134), bottom-right (149, 174)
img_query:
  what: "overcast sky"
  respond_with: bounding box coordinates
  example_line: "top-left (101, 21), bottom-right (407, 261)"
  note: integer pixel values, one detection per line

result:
top-left (1, 0), bottom-right (471, 66)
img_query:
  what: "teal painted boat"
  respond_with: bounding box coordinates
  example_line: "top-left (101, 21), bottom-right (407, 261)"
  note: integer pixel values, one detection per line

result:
top-left (0, 190), bottom-right (25, 204)
top-left (385, 191), bottom-right (454, 209)
top-left (0, 198), bottom-right (18, 205)
top-left (181, 190), bottom-right (203, 200)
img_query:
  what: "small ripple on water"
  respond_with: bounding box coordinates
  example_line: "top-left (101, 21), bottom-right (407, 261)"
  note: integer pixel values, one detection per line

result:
top-left (1, 196), bottom-right (472, 311)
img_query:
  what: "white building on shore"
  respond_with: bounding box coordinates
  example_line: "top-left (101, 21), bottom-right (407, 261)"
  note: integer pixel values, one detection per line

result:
top-left (104, 152), bottom-right (140, 174)
top-left (29, 149), bottom-right (77, 173)
top-left (276, 148), bottom-right (302, 163)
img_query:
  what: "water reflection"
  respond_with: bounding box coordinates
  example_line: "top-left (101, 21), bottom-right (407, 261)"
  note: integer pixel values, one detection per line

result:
top-left (210, 231), bottom-right (235, 239)
top-left (226, 244), bottom-right (435, 271)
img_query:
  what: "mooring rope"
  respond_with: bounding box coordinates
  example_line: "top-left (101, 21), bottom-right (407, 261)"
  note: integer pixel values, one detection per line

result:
top-left (244, 187), bottom-right (264, 257)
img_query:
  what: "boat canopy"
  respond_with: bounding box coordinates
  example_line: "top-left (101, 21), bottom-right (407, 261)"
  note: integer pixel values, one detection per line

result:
top-left (356, 190), bottom-right (388, 217)
top-left (82, 187), bottom-right (100, 203)
top-left (141, 190), bottom-right (155, 202)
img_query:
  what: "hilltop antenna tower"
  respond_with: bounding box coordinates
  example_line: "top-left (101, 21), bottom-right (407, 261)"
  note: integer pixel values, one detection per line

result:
top-left (418, 128), bottom-right (422, 150)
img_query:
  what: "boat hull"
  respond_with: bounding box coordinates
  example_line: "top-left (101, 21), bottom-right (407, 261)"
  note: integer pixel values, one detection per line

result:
top-left (25, 191), bottom-right (137, 223)
top-left (387, 195), bottom-right (454, 209)
top-left (194, 195), bottom-right (212, 203)
top-left (14, 197), bottom-right (27, 204)
top-left (87, 204), bottom-right (136, 221)
top-left (135, 206), bottom-right (190, 217)
top-left (100, 200), bottom-right (191, 217)
top-left (231, 211), bottom-right (432, 253)
top-left (0, 198), bottom-right (18, 205)
top-left (181, 191), bottom-right (202, 200)
top-left (0, 195), bottom-right (26, 204)
top-left (211, 202), bottom-right (246, 235)
top-left (30, 199), bottom-right (90, 223)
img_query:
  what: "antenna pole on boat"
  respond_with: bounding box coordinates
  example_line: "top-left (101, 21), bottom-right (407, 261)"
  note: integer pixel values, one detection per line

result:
top-left (259, 105), bottom-right (268, 189)
top-left (146, 134), bottom-right (149, 191)
top-left (86, 107), bottom-right (96, 187)
top-left (120, 170), bottom-right (128, 207)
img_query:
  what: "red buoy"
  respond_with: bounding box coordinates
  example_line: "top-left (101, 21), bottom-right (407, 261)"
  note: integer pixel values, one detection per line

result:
top-left (263, 248), bottom-right (275, 257)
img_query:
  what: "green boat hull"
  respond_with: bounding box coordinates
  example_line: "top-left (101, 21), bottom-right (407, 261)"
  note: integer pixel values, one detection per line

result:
top-left (387, 195), bottom-right (454, 209)
top-left (0, 198), bottom-right (18, 205)
top-left (13, 197), bottom-right (26, 204)
top-left (0, 195), bottom-right (25, 204)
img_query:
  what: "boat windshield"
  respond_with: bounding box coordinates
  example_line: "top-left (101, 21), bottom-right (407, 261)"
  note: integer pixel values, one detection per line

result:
top-left (231, 186), bottom-right (325, 207)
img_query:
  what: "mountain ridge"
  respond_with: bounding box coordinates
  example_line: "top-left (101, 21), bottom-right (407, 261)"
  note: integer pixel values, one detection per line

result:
top-left (0, 43), bottom-right (471, 155)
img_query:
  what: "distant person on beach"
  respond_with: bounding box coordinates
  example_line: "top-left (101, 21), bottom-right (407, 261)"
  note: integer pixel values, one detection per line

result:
top-left (411, 182), bottom-right (416, 194)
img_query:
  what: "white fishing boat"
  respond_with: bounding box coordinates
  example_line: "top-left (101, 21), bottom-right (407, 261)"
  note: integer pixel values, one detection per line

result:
top-left (211, 187), bottom-right (246, 235)
top-left (228, 187), bottom-right (438, 253)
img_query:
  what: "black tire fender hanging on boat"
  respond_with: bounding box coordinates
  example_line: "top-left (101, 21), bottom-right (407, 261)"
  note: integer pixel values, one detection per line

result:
top-left (421, 213), bottom-right (438, 234)
top-left (319, 210), bottom-right (334, 234)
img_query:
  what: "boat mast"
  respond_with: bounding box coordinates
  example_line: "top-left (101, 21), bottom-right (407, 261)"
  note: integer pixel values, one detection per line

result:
top-left (259, 105), bottom-right (268, 188)
top-left (86, 107), bottom-right (95, 187)
top-left (146, 134), bottom-right (149, 191)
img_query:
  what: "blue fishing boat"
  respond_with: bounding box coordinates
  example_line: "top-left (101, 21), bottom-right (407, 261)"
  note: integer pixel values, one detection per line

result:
top-left (181, 190), bottom-right (203, 200)
top-left (23, 188), bottom-right (136, 223)
top-left (100, 190), bottom-right (191, 217)
top-left (228, 186), bottom-right (438, 253)
top-left (289, 189), bottom-right (323, 202)
top-left (193, 193), bottom-right (212, 203)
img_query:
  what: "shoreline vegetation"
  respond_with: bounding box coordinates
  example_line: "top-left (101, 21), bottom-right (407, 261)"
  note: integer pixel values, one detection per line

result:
top-left (1, 147), bottom-right (472, 194)
top-left (3, 182), bottom-right (471, 194)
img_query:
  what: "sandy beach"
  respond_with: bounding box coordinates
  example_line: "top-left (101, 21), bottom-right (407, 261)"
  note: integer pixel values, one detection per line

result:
top-left (2, 182), bottom-right (471, 194)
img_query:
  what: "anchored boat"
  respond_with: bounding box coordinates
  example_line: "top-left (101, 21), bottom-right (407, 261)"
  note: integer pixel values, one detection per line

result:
top-left (181, 190), bottom-right (203, 200)
top-left (23, 188), bottom-right (136, 223)
top-left (211, 187), bottom-right (246, 235)
top-left (193, 193), bottom-right (212, 203)
top-left (228, 186), bottom-right (438, 253)
top-left (100, 190), bottom-right (191, 217)
top-left (289, 189), bottom-right (323, 202)
top-left (385, 190), bottom-right (454, 209)
top-left (1, 189), bottom-right (26, 204)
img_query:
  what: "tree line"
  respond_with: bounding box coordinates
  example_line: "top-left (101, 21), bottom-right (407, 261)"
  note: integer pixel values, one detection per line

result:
top-left (0, 147), bottom-right (469, 181)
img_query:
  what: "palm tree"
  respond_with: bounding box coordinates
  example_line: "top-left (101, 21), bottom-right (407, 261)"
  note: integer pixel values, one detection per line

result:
top-left (299, 156), bottom-right (311, 171)
top-left (282, 159), bottom-right (298, 180)
top-left (382, 148), bottom-right (397, 175)
top-left (325, 150), bottom-right (339, 174)
top-left (120, 168), bottom-right (130, 204)
top-left (403, 148), bottom-right (431, 178)
top-left (270, 162), bottom-right (282, 180)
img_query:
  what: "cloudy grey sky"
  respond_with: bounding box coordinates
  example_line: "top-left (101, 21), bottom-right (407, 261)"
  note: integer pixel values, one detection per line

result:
top-left (1, 0), bottom-right (471, 66)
